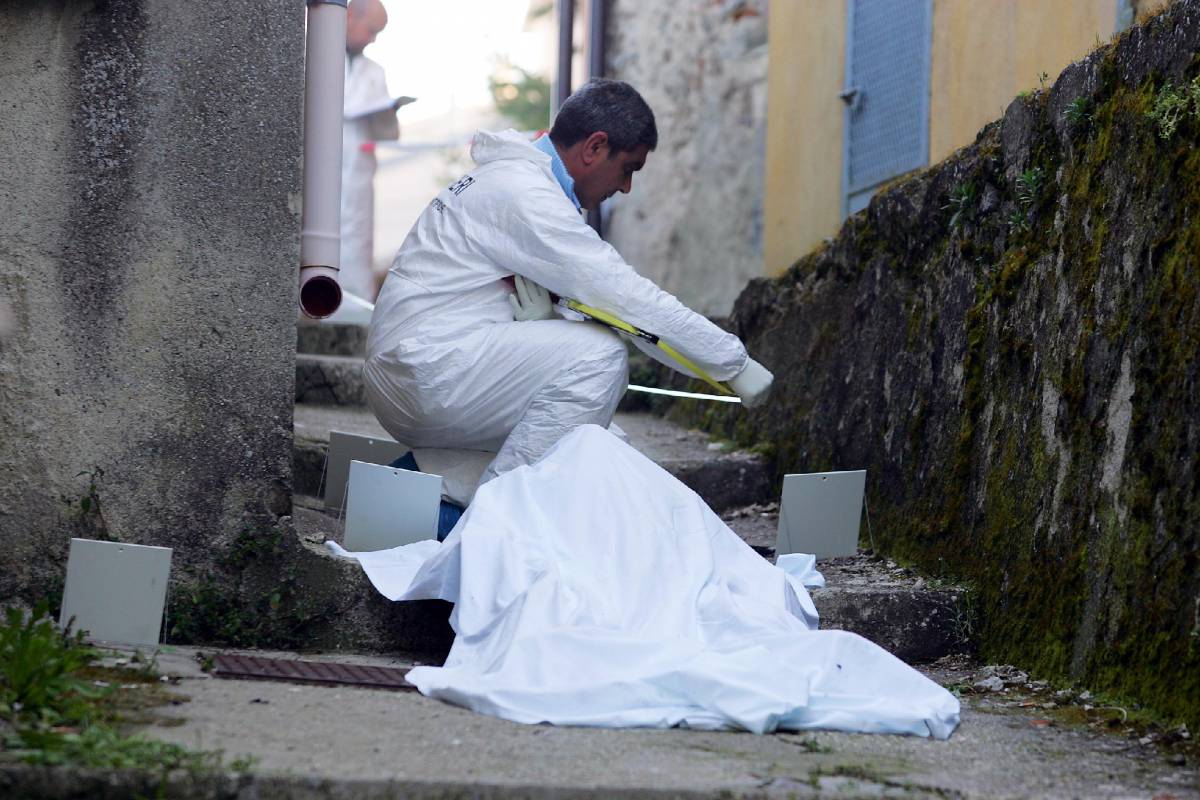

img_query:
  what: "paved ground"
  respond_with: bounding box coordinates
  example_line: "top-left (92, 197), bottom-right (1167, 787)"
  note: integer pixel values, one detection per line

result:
top-left (118, 646), bottom-right (1197, 799)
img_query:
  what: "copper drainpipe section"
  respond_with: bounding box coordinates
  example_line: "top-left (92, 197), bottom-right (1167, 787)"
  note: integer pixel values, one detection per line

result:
top-left (299, 0), bottom-right (347, 319)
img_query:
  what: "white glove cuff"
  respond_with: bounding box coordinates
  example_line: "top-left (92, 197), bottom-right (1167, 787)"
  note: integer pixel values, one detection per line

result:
top-left (729, 357), bottom-right (773, 408)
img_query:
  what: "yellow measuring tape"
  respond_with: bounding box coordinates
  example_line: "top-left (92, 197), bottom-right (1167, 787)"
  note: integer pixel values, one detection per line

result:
top-left (563, 299), bottom-right (736, 397)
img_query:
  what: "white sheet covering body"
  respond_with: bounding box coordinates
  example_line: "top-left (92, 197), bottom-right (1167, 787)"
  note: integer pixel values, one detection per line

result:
top-left (330, 425), bottom-right (960, 738)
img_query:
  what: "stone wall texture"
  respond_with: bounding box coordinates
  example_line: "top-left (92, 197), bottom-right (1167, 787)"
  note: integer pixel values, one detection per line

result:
top-left (671, 0), bottom-right (1200, 725)
top-left (0, 1), bottom-right (303, 609)
top-left (604, 0), bottom-right (767, 317)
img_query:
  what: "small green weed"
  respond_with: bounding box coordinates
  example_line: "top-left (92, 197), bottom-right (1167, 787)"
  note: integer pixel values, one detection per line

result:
top-left (1008, 208), bottom-right (1031, 235)
top-left (942, 180), bottom-right (977, 232)
top-left (6, 724), bottom-right (218, 771)
top-left (1038, 71), bottom-right (1049, 91)
top-left (0, 603), bottom-right (241, 775)
top-left (1147, 77), bottom-right (1200, 139)
top-left (1007, 167), bottom-right (1044, 234)
top-left (1065, 96), bottom-right (1092, 128)
top-left (0, 602), bottom-right (102, 725)
top-left (783, 735), bottom-right (832, 754)
top-left (1015, 167), bottom-right (1045, 207)
top-left (60, 467), bottom-right (111, 541)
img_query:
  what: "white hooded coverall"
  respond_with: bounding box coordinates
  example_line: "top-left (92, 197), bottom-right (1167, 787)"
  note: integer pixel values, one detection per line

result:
top-left (341, 53), bottom-right (399, 301)
top-left (365, 130), bottom-right (749, 485)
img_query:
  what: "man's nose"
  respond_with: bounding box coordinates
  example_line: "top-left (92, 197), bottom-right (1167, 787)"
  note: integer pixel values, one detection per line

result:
top-left (621, 174), bottom-right (632, 193)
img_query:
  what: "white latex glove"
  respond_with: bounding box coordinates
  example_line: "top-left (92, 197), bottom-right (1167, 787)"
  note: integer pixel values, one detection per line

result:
top-left (508, 275), bottom-right (556, 322)
top-left (729, 357), bottom-right (773, 408)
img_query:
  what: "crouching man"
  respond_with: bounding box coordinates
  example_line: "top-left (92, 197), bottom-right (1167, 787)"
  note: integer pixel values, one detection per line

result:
top-left (364, 79), bottom-right (772, 488)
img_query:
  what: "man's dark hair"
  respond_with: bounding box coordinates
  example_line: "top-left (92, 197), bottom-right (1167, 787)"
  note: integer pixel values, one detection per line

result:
top-left (549, 79), bottom-right (658, 154)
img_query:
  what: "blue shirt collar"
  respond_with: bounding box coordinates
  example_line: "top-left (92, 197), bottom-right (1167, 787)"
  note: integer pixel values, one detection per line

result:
top-left (533, 134), bottom-right (581, 211)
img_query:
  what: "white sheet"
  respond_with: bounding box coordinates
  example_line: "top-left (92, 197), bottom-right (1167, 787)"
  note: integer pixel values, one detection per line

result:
top-left (327, 425), bottom-right (960, 738)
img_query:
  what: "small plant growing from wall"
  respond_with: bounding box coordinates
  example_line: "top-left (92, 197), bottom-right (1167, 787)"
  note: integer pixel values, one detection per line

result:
top-left (1016, 167), bottom-right (1044, 207)
top-left (943, 180), bottom-right (977, 233)
top-left (1065, 97), bottom-right (1092, 129)
top-left (1008, 167), bottom-right (1044, 234)
top-left (60, 467), bottom-right (110, 541)
top-left (1147, 77), bottom-right (1200, 139)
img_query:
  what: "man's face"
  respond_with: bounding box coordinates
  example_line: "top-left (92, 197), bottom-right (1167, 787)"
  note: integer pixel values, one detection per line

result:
top-left (574, 143), bottom-right (650, 209)
top-left (347, 2), bottom-right (388, 55)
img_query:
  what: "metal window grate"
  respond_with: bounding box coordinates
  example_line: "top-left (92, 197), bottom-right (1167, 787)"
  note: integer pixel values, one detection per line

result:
top-left (843, 0), bottom-right (932, 215)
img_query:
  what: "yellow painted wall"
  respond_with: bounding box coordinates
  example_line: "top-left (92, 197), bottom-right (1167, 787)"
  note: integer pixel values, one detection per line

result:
top-left (763, 0), bottom-right (846, 276)
top-left (929, 0), bottom-right (1117, 164)
top-left (762, 0), bottom-right (1171, 275)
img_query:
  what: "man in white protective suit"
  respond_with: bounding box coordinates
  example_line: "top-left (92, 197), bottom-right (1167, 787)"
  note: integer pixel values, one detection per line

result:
top-left (341, 0), bottom-right (400, 301)
top-left (365, 79), bottom-right (774, 488)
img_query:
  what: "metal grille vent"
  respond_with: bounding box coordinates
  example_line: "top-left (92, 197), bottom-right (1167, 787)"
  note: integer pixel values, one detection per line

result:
top-left (211, 654), bottom-right (417, 691)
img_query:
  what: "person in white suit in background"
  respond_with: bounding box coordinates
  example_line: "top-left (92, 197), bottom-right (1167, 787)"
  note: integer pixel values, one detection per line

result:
top-left (341, 0), bottom-right (399, 301)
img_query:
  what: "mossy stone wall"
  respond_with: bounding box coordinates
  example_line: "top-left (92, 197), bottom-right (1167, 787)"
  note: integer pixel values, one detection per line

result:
top-left (673, 1), bottom-right (1200, 725)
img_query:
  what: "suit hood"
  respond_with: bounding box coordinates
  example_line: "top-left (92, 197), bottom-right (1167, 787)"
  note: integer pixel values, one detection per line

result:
top-left (470, 129), bottom-right (549, 167)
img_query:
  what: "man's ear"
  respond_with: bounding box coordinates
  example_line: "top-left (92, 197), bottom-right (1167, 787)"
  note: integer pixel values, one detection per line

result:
top-left (580, 131), bottom-right (610, 166)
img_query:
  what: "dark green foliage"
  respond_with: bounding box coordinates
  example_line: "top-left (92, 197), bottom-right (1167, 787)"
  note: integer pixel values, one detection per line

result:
top-left (7, 724), bottom-right (220, 771)
top-left (1014, 167), bottom-right (1044, 207)
top-left (0, 602), bottom-right (100, 725)
top-left (0, 603), bottom-right (236, 773)
top-left (489, 62), bottom-right (551, 132)
top-left (942, 180), bottom-right (976, 232)
top-left (1065, 96), bottom-right (1092, 128)
top-left (168, 525), bottom-right (329, 649)
top-left (60, 467), bottom-right (110, 542)
top-left (1146, 77), bottom-right (1200, 138)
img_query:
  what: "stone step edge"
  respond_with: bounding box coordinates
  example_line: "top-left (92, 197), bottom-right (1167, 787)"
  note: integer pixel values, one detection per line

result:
top-left (290, 498), bottom-right (971, 664)
top-left (292, 431), bottom-right (772, 513)
top-left (297, 322), bottom-right (367, 358)
top-left (296, 353), bottom-right (368, 408)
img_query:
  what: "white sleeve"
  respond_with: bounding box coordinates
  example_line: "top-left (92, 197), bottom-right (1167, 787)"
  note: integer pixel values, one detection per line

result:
top-left (477, 182), bottom-right (749, 382)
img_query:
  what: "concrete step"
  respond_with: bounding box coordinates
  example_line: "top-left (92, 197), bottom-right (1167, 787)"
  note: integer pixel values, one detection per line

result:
top-left (292, 405), bottom-right (773, 513)
top-left (289, 495), bottom-right (970, 664)
top-left (296, 321), bottom-right (367, 358)
top-left (295, 353), bottom-right (369, 407)
top-left (723, 510), bottom-right (971, 664)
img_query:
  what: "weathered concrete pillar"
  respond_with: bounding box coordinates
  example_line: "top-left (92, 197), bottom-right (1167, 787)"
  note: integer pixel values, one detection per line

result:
top-left (0, 1), bottom-right (303, 606)
top-left (604, 0), bottom-right (768, 317)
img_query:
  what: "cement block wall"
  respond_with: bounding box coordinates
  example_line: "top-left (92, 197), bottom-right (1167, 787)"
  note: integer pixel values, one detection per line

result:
top-left (0, 1), bottom-right (303, 606)
top-left (604, 0), bottom-right (768, 317)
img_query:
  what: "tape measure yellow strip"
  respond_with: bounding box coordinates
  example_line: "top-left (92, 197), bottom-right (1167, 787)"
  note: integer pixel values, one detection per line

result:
top-left (563, 300), bottom-right (736, 397)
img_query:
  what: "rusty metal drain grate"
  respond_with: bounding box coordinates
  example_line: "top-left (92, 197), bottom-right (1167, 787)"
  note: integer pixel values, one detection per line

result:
top-left (211, 654), bottom-right (417, 691)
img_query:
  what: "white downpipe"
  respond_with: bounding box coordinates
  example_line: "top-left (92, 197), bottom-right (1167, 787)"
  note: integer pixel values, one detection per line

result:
top-left (299, 0), bottom-right (347, 319)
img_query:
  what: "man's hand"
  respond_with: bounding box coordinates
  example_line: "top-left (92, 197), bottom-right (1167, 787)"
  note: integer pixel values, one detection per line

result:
top-left (508, 275), bottom-right (556, 322)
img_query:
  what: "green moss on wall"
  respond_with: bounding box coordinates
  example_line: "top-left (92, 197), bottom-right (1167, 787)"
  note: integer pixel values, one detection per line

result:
top-left (672, 7), bottom-right (1200, 726)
